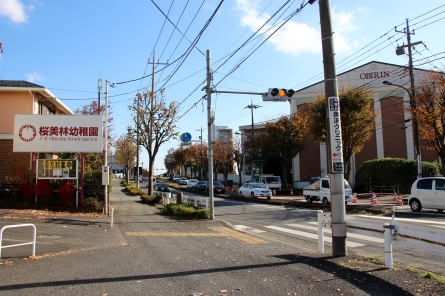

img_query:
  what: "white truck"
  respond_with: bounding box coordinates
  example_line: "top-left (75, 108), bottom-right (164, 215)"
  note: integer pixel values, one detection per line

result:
top-left (259, 175), bottom-right (282, 190)
top-left (303, 177), bottom-right (353, 204)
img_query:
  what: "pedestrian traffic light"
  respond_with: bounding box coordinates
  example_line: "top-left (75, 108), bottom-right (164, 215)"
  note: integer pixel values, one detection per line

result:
top-left (262, 88), bottom-right (295, 102)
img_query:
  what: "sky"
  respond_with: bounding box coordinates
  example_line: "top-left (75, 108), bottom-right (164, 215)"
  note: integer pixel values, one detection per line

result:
top-left (1, 0), bottom-right (445, 174)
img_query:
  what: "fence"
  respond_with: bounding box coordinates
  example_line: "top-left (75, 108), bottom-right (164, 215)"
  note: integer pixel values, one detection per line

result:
top-left (0, 223), bottom-right (36, 261)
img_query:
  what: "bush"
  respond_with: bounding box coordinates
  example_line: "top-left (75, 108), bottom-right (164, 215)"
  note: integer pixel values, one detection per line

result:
top-left (354, 158), bottom-right (441, 193)
top-left (140, 194), bottom-right (162, 204)
top-left (162, 203), bottom-right (210, 220)
top-left (124, 185), bottom-right (146, 196)
top-left (83, 197), bottom-right (104, 210)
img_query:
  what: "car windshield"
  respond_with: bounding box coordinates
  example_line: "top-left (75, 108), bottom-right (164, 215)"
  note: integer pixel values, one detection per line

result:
top-left (157, 183), bottom-right (167, 187)
top-left (252, 183), bottom-right (267, 188)
top-left (190, 179), bottom-right (198, 182)
top-left (213, 181), bottom-right (222, 185)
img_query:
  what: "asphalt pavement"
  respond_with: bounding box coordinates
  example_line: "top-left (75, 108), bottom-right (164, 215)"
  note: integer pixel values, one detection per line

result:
top-left (0, 179), bottom-right (443, 295)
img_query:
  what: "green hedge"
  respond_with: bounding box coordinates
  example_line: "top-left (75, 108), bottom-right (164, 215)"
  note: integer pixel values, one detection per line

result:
top-left (354, 158), bottom-right (441, 193)
top-left (162, 203), bottom-right (210, 220)
top-left (124, 185), bottom-right (146, 196)
top-left (140, 194), bottom-right (162, 204)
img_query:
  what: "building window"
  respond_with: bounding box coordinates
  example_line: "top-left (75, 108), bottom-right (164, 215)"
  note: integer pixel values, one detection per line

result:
top-left (38, 101), bottom-right (55, 114)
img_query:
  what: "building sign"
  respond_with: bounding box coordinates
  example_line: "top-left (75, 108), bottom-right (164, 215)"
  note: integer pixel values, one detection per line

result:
top-left (328, 97), bottom-right (344, 173)
top-left (359, 71), bottom-right (389, 79)
top-left (13, 115), bottom-right (103, 152)
top-left (36, 159), bottom-right (78, 179)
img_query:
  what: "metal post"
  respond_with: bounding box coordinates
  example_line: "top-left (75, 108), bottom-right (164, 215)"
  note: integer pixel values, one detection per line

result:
top-left (104, 80), bottom-right (109, 215)
top-left (319, 0), bottom-right (347, 256)
top-left (383, 223), bottom-right (394, 268)
top-left (206, 50), bottom-right (214, 220)
top-left (317, 210), bottom-right (324, 253)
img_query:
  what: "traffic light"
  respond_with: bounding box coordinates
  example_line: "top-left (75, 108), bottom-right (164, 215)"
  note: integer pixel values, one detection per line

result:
top-left (262, 88), bottom-right (295, 102)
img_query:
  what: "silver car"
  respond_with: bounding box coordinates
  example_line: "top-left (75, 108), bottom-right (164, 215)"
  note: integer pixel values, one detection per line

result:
top-left (239, 183), bottom-right (272, 199)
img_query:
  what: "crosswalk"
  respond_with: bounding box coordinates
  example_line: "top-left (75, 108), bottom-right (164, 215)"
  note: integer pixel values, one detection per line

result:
top-left (234, 222), bottom-right (384, 248)
top-left (218, 199), bottom-right (308, 211)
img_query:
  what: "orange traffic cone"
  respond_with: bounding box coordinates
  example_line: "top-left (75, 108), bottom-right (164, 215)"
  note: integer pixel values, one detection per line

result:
top-left (273, 189), bottom-right (276, 196)
top-left (398, 196), bottom-right (404, 206)
top-left (371, 193), bottom-right (378, 204)
top-left (352, 194), bottom-right (358, 203)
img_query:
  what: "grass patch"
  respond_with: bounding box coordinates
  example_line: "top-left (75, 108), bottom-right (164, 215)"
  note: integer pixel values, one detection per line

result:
top-left (162, 203), bottom-right (210, 220)
top-left (407, 266), bottom-right (419, 274)
top-left (353, 209), bottom-right (368, 214)
top-left (362, 255), bottom-right (382, 263)
top-left (423, 272), bottom-right (438, 280)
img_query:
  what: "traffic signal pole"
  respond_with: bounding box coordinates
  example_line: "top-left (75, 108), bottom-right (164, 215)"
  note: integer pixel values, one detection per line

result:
top-left (318, 0), bottom-right (347, 256)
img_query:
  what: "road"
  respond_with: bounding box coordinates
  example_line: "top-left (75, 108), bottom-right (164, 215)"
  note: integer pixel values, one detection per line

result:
top-left (172, 183), bottom-right (445, 276)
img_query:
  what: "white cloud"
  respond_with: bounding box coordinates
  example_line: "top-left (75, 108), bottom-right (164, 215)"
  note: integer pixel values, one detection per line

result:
top-left (25, 72), bottom-right (42, 82)
top-left (0, 0), bottom-right (33, 23)
top-left (234, 0), bottom-right (357, 56)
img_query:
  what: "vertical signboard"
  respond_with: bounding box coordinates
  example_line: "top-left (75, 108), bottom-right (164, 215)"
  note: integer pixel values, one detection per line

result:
top-left (328, 97), bottom-right (344, 173)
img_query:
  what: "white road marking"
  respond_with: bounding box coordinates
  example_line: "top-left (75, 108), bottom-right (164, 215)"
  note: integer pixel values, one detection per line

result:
top-left (265, 225), bottom-right (364, 247)
top-left (234, 225), bottom-right (266, 233)
top-left (286, 224), bottom-right (384, 243)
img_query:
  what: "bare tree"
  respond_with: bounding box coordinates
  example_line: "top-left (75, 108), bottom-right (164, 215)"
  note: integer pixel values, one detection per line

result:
top-left (233, 135), bottom-right (246, 186)
top-left (129, 90), bottom-right (179, 195)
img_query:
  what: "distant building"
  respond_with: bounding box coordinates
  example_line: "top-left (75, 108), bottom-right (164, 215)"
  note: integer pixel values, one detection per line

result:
top-left (289, 61), bottom-right (438, 186)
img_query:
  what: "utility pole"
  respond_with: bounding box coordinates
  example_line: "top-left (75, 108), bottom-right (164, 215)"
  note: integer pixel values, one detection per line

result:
top-left (317, 0), bottom-right (347, 256)
top-left (245, 100), bottom-right (260, 180)
top-left (205, 50), bottom-right (215, 220)
top-left (147, 50), bottom-right (169, 194)
top-left (395, 19), bottom-right (423, 179)
top-left (136, 95), bottom-right (140, 189)
top-left (197, 127), bottom-right (204, 180)
top-left (104, 80), bottom-right (109, 215)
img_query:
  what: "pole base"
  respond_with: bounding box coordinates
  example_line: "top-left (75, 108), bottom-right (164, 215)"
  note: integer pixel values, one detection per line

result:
top-left (332, 236), bottom-right (347, 257)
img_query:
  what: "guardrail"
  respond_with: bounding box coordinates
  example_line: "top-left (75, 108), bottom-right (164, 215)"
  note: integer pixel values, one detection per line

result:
top-left (0, 223), bottom-right (36, 261)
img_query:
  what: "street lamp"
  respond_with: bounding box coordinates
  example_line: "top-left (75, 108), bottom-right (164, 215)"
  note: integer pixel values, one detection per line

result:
top-left (383, 80), bottom-right (422, 178)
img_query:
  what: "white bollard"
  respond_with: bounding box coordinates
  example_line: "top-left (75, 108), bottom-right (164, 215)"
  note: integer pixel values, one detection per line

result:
top-left (194, 196), bottom-right (197, 206)
top-left (206, 198), bottom-right (209, 209)
top-left (383, 223), bottom-right (393, 268)
top-left (317, 210), bottom-right (324, 253)
top-left (111, 208), bottom-right (114, 228)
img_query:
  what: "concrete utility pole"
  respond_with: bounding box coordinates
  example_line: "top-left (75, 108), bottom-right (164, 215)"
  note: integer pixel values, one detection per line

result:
top-left (197, 127), bottom-right (204, 180)
top-left (395, 19), bottom-right (422, 179)
top-left (245, 101), bottom-right (260, 179)
top-left (104, 80), bottom-right (109, 215)
top-left (206, 50), bottom-right (215, 220)
top-left (317, 0), bottom-right (347, 256)
top-left (147, 50), bottom-right (169, 193)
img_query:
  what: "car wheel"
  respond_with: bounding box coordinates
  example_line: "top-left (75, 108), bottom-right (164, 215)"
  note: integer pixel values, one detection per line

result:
top-left (267, 196), bottom-right (271, 200)
top-left (438, 209), bottom-right (444, 212)
top-left (410, 199), bottom-right (422, 212)
top-left (251, 192), bottom-right (256, 199)
top-left (322, 197), bottom-right (329, 204)
top-left (306, 197), bottom-right (312, 203)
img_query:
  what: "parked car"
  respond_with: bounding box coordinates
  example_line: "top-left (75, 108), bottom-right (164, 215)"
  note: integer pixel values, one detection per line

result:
top-left (179, 177), bottom-right (189, 185)
top-left (196, 181), bottom-right (208, 191)
top-left (172, 176), bottom-right (181, 183)
top-left (239, 182), bottom-right (272, 199)
top-left (155, 182), bottom-right (170, 192)
top-left (408, 177), bottom-right (445, 212)
top-left (206, 181), bottom-right (225, 193)
top-left (303, 177), bottom-right (353, 204)
top-left (187, 179), bottom-right (199, 189)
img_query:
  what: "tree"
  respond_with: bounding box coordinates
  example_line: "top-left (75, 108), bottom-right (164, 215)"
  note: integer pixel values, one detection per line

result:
top-left (309, 85), bottom-right (377, 180)
top-left (233, 135), bottom-right (246, 185)
top-left (213, 139), bottom-right (235, 184)
top-left (258, 114), bottom-right (307, 186)
top-left (414, 72), bottom-right (445, 176)
top-left (114, 134), bottom-right (137, 183)
top-left (129, 90), bottom-right (179, 194)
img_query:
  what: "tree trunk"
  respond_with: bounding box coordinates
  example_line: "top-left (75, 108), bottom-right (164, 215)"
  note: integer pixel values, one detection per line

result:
top-left (147, 158), bottom-right (155, 195)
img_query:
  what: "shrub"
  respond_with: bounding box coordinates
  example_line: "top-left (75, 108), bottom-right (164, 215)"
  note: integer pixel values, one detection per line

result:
top-left (83, 197), bottom-right (104, 210)
top-left (58, 181), bottom-right (76, 205)
top-left (354, 158), bottom-right (441, 193)
top-left (124, 185), bottom-right (146, 196)
top-left (162, 203), bottom-right (210, 220)
top-left (18, 181), bottom-right (34, 200)
top-left (34, 180), bottom-right (54, 198)
top-left (140, 194), bottom-right (162, 204)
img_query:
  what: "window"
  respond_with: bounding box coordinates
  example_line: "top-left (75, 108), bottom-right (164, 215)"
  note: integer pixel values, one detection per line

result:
top-left (417, 179), bottom-right (433, 190)
top-left (38, 101), bottom-right (55, 115)
top-left (435, 179), bottom-right (445, 191)
top-left (322, 180), bottom-right (330, 188)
